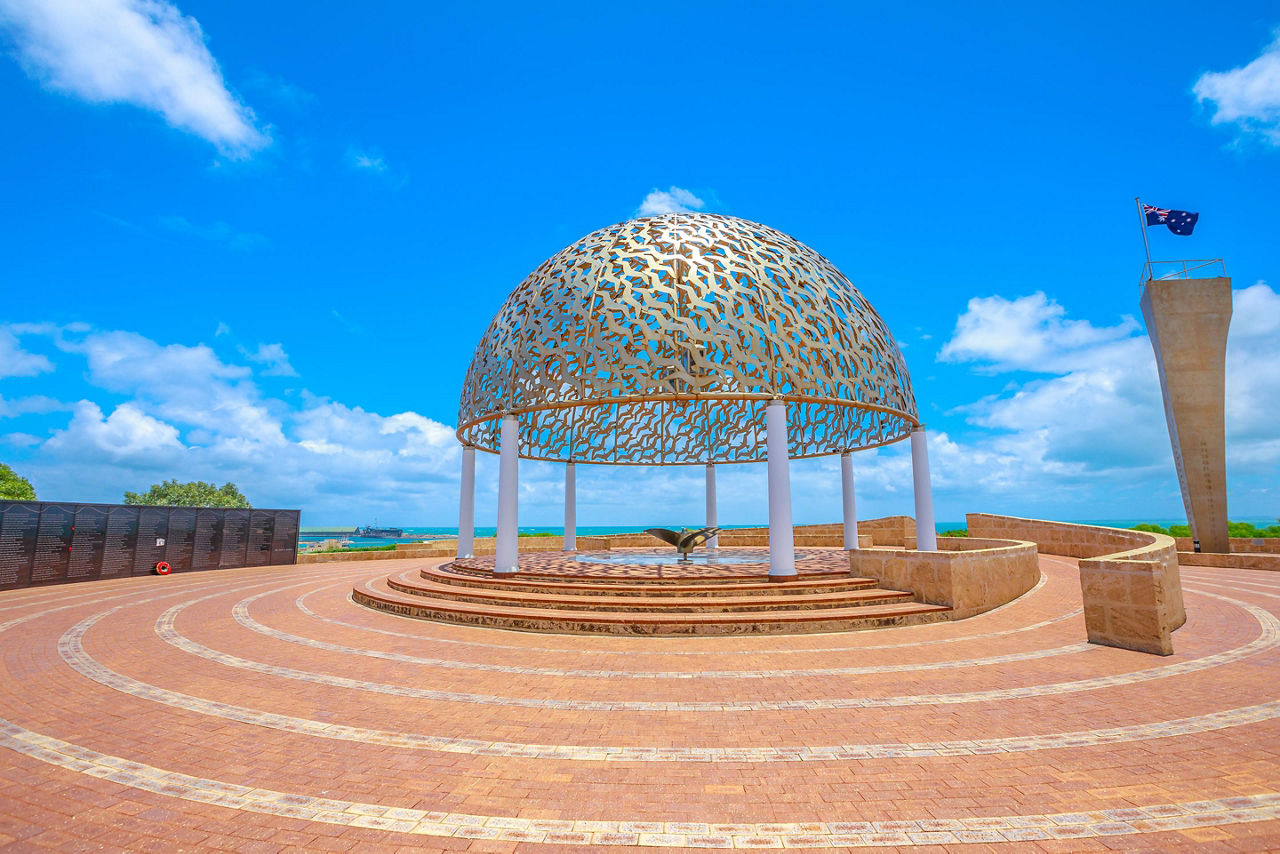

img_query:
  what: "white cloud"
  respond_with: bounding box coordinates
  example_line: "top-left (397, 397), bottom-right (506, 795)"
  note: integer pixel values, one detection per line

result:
top-left (0, 394), bottom-right (69, 417)
top-left (242, 342), bottom-right (297, 377)
top-left (69, 329), bottom-right (284, 448)
top-left (937, 282), bottom-right (1280, 519)
top-left (244, 70), bottom-right (315, 111)
top-left (0, 0), bottom-right (269, 156)
top-left (1225, 282), bottom-right (1280, 451)
top-left (4, 324), bottom-right (461, 519)
top-left (349, 148), bottom-right (388, 172)
top-left (637, 186), bottom-right (706, 216)
top-left (938, 292), bottom-right (1139, 373)
top-left (45, 400), bottom-right (185, 463)
top-left (159, 215), bottom-right (268, 250)
top-left (0, 327), bottom-right (53, 378)
top-left (4, 287), bottom-right (1277, 526)
top-left (1193, 31), bottom-right (1280, 146)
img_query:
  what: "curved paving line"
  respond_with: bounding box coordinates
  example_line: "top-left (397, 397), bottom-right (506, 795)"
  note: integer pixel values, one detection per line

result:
top-left (236, 588), bottom-right (1092, 679)
top-left (57, 606), bottom-right (1280, 762)
top-left (0, 716), bottom-right (1277, 847)
top-left (151, 590), bottom-right (1280, 712)
top-left (0, 570), bottom-right (306, 635)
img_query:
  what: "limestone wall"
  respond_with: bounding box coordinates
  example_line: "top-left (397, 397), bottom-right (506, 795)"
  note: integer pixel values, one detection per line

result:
top-left (855, 516), bottom-right (915, 546)
top-left (849, 537), bottom-right (1040, 620)
top-left (1179, 551), bottom-right (1280, 571)
top-left (1174, 537), bottom-right (1280, 555)
top-left (302, 519), bottom-right (881, 564)
top-left (968, 513), bottom-right (1184, 655)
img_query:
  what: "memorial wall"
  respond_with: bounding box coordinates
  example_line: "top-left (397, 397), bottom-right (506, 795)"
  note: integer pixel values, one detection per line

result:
top-left (0, 500), bottom-right (299, 591)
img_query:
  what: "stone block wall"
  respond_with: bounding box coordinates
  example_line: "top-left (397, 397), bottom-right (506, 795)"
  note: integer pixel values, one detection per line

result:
top-left (1178, 551), bottom-right (1280, 571)
top-left (967, 513), bottom-right (1184, 655)
top-left (849, 537), bottom-right (1039, 619)
top-left (855, 516), bottom-right (916, 546)
top-left (1174, 537), bottom-right (1280, 555)
top-left (302, 519), bottom-right (880, 564)
top-left (1078, 559), bottom-right (1177, 655)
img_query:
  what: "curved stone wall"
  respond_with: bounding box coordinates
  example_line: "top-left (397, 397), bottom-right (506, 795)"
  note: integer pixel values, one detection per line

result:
top-left (848, 537), bottom-right (1040, 620)
top-left (967, 513), bottom-right (1184, 655)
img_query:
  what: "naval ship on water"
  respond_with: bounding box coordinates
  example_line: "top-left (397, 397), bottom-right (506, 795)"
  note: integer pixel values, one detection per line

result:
top-left (352, 523), bottom-right (404, 538)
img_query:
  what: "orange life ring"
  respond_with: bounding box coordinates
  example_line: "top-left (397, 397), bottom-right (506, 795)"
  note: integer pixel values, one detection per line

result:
top-left (154, 561), bottom-right (172, 575)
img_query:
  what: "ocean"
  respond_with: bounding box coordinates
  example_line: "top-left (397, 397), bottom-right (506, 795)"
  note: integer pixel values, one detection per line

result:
top-left (299, 516), bottom-right (1277, 548)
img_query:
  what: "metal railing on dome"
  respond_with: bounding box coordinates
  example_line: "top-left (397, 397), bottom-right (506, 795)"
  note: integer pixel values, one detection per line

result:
top-left (1140, 258), bottom-right (1225, 288)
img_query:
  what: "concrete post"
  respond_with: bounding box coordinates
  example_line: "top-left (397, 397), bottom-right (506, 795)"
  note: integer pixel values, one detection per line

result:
top-left (1140, 277), bottom-right (1233, 554)
top-left (457, 445), bottom-right (475, 559)
top-left (563, 461), bottom-right (576, 551)
top-left (705, 463), bottom-right (719, 549)
top-left (841, 451), bottom-right (858, 550)
top-left (765, 399), bottom-right (796, 577)
top-left (495, 414), bottom-right (519, 573)
top-left (911, 427), bottom-right (938, 551)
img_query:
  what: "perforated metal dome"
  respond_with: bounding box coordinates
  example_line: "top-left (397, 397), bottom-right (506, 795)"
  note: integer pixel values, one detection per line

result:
top-left (457, 212), bottom-right (917, 464)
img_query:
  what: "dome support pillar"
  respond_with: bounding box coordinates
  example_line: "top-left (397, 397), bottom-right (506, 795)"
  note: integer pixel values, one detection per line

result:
top-left (841, 451), bottom-right (858, 550)
top-left (766, 399), bottom-right (796, 578)
top-left (563, 461), bottom-right (576, 551)
top-left (911, 427), bottom-right (937, 551)
top-left (495, 415), bottom-right (519, 573)
top-left (457, 445), bottom-right (475, 559)
top-left (705, 463), bottom-right (719, 549)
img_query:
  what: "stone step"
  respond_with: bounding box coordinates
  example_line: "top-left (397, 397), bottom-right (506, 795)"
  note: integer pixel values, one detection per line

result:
top-left (387, 573), bottom-right (914, 614)
top-left (446, 558), bottom-right (851, 585)
top-left (422, 565), bottom-right (882, 597)
top-left (353, 578), bottom-right (951, 636)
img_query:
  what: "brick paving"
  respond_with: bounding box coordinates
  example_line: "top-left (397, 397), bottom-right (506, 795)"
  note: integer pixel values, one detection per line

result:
top-left (1, 553), bottom-right (1279, 851)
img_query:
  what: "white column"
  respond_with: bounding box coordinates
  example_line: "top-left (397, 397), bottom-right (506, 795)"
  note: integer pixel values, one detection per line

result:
top-left (705, 463), bottom-right (719, 549)
top-left (841, 451), bottom-right (858, 550)
top-left (563, 461), bottom-right (576, 551)
top-left (457, 445), bottom-right (476, 559)
top-left (495, 414), bottom-right (519, 573)
top-left (765, 398), bottom-right (796, 577)
top-left (911, 426), bottom-right (938, 551)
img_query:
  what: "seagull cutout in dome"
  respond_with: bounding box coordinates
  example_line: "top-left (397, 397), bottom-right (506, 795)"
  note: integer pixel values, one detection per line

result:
top-left (644, 526), bottom-right (722, 561)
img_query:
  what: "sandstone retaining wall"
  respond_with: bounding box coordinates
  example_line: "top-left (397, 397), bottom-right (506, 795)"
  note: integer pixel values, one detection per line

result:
top-left (1178, 551), bottom-right (1280, 571)
top-left (1174, 537), bottom-right (1279, 554)
top-left (967, 513), bottom-right (1183, 655)
top-left (849, 537), bottom-right (1040, 620)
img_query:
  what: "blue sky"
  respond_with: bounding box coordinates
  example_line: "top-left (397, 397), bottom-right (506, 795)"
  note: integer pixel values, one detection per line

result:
top-left (1, 0), bottom-right (1278, 527)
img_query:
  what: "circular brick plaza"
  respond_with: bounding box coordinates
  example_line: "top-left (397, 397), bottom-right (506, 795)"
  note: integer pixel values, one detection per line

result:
top-left (2, 553), bottom-right (1279, 851)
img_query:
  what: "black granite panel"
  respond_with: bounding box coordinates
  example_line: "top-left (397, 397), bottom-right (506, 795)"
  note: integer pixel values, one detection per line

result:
top-left (270, 511), bottom-right (299, 565)
top-left (245, 512), bottom-right (274, 567)
top-left (220, 510), bottom-right (250, 568)
top-left (0, 502), bottom-right (39, 590)
top-left (192, 510), bottom-right (223, 571)
top-left (165, 508), bottom-right (197, 572)
top-left (133, 508), bottom-right (170, 575)
top-left (32, 504), bottom-right (74, 584)
top-left (68, 505), bottom-right (108, 580)
top-left (102, 507), bottom-right (138, 578)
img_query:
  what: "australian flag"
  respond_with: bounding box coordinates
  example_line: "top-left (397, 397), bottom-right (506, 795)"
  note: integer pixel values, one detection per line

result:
top-left (1143, 204), bottom-right (1199, 236)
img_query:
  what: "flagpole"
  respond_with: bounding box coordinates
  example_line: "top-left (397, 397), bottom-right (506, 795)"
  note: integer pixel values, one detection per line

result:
top-left (1135, 196), bottom-right (1153, 281)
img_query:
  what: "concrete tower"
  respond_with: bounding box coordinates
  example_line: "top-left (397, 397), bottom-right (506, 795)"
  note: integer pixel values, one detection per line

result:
top-left (1140, 276), bottom-right (1233, 554)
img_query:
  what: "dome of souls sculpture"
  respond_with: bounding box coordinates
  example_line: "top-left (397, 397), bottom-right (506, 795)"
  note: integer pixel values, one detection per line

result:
top-left (457, 212), bottom-right (918, 464)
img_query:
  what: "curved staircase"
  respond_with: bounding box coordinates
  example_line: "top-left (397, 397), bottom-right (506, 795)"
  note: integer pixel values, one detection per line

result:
top-left (352, 554), bottom-right (951, 636)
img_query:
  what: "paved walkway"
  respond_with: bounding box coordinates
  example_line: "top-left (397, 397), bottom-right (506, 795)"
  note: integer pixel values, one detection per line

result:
top-left (1, 554), bottom-right (1278, 851)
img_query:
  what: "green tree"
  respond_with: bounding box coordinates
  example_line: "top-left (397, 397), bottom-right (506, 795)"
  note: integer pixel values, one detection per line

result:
top-left (124, 480), bottom-right (252, 508)
top-left (0, 463), bottom-right (36, 500)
